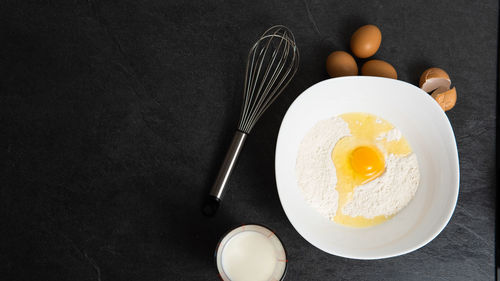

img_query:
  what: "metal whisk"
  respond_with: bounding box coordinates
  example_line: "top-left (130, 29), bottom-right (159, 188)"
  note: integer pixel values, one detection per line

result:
top-left (203, 25), bottom-right (299, 216)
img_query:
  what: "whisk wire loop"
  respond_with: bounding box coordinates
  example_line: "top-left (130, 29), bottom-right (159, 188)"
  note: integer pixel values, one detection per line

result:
top-left (238, 25), bottom-right (299, 134)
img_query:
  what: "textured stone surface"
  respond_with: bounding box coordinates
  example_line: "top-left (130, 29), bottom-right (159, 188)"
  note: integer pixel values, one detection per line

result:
top-left (1, 0), bottom-right (497, 280)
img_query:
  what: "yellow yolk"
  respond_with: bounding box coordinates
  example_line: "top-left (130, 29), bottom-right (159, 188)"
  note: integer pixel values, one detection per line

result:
top-left (331, 113), bottom-right (412, 227)
top-left (350, 146), bottom-right (385, 183)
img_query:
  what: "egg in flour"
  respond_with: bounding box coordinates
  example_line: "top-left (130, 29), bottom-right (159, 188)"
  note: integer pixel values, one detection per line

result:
top-left (295, 113), bottom-right (420, 228)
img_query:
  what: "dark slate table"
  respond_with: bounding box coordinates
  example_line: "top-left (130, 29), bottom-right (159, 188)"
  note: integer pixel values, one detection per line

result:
top-left (2, 1), bottom-right (498, 280)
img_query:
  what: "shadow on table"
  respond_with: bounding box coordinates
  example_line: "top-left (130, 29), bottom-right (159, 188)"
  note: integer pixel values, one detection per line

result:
top-left (407, 60), bottom-right (433, 86)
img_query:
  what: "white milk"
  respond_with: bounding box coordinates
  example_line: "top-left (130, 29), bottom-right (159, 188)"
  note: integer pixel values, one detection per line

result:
top-left (221, 231), bottom-right (277, 281)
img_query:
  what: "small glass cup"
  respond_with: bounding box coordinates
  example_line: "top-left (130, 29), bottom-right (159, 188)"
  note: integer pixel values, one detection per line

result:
top-left (215, 224), bottom-right (287, 281)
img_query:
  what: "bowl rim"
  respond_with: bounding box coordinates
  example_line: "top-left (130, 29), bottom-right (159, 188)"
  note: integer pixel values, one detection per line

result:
top-left (274, 76), bottom-right (460, 260)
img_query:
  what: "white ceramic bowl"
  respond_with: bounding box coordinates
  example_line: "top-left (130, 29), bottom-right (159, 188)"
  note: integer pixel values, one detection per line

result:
top-left (275, 76), bottom-right (459, 259)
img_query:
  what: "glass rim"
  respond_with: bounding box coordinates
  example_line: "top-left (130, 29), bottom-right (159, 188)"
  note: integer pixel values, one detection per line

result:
top-left (214, 223), bottom-right (288, 281)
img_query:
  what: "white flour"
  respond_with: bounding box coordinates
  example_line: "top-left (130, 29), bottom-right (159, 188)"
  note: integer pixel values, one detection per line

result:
top-left (342, 153), bottom-right (419, 218)
top-left (377, 128), bottom-right (402, 142)
top-left (295, 117), bottom-right (350, 220)
top-left (295, 116), bottom-right (420, 221)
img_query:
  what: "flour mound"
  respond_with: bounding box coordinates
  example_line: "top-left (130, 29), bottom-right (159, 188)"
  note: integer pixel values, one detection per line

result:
top-left (342, 153), bottom-right (420, 218)
top-left (295, 117), bottom-right (350, 220)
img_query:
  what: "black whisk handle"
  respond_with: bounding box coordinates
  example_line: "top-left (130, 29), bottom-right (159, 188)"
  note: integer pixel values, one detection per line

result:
top-left (203, 131), bottom-right (248, 216)
top-left (202, 195), bottom-right (221, 217)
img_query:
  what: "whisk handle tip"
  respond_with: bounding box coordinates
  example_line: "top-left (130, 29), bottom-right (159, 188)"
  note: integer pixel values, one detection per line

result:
top-left (202, 195), bottom-right (221, 217)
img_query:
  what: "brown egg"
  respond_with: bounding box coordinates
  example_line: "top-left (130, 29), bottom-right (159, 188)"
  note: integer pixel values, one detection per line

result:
top-left (361, 60), bottom-right (397, 79)
top-left (350, 25), bottom-right (382, 58)
top-left (326, 51), bottom-right (358, 78)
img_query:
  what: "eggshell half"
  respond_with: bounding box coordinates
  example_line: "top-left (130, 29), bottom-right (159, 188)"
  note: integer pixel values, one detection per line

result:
top-left (431, 87), bottom-right (457, 111)
top-left (419, 68), bottom-right (451, 93)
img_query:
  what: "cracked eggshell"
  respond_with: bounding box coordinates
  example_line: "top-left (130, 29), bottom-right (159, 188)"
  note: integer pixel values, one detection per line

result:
top-left (431, 87), bottom-right (457, 111)
top-left (419, 68), bottom-right (451, 93)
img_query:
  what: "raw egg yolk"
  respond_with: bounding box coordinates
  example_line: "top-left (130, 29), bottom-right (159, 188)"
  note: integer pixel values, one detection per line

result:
top-left (350, 146), bottom-right (385, 181)
top-left (331, 113), bottom-right (412, 227)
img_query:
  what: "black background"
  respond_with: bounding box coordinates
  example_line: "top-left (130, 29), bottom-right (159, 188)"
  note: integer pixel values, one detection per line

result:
top-left (1, 0), bottom-right (498, 280)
